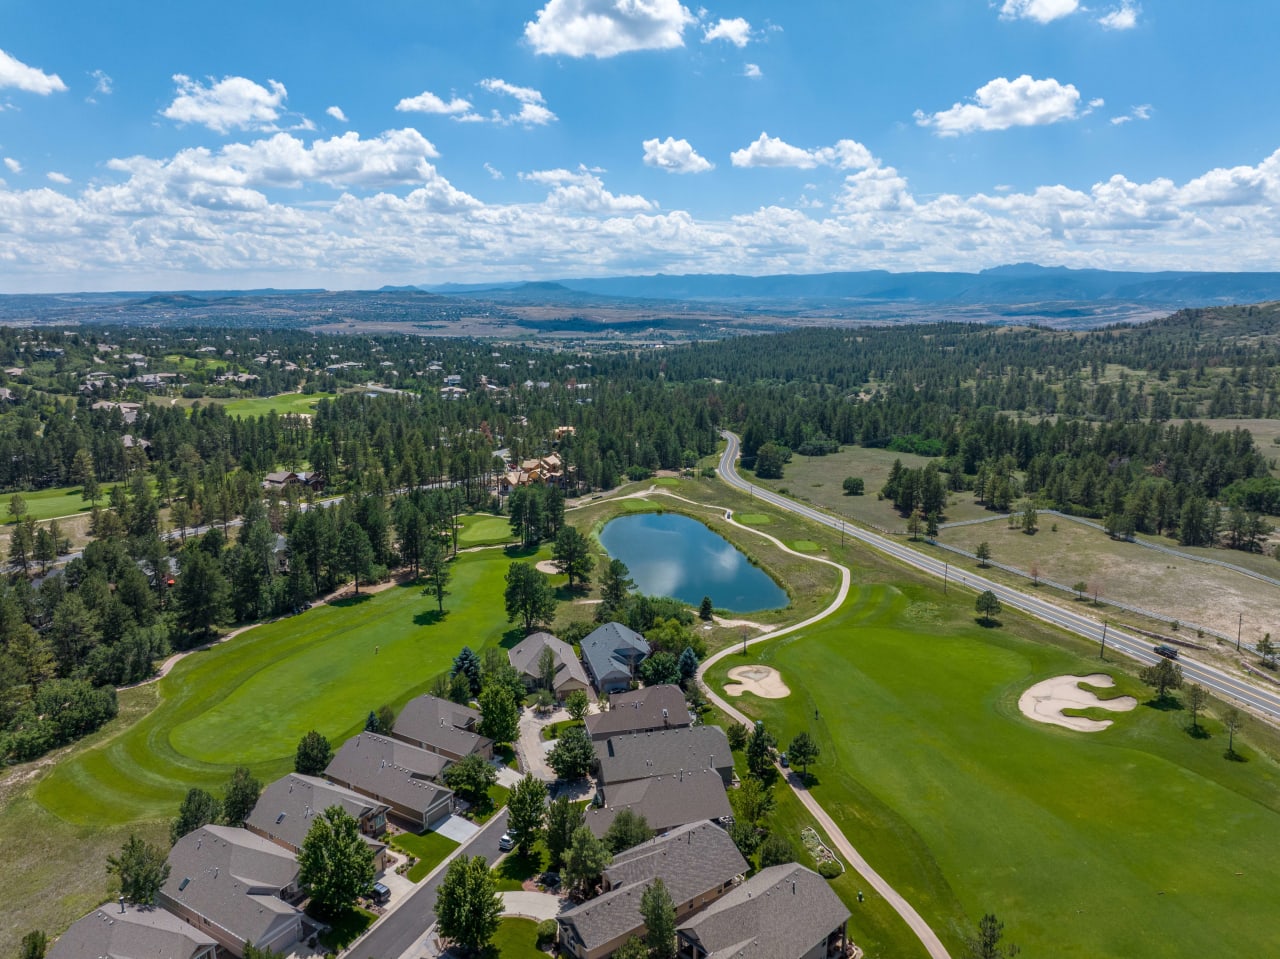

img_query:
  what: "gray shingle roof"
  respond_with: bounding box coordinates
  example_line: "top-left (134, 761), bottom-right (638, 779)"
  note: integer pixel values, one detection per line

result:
top-left (392, 694), bottom-right (491, 757)
top-left (595, 726), bottom-right (733, 787)
top-left (677, 863), bottom-right (852, 959)
top-left (508, 631), bottom-right (591, 693)
top-left (325, 733), bottom-right (454, 820)
top-left (585, 685), bottom-right (693, 739)
top-left (49, 904), bottom-right (216, 959)
top-left (559, 820), bottom-right (746, 953)
top-left (246, 774), bottom-right (388, 852)
top-left (161, 825), bottom-right (302, 951)
top-left (586, 768), bottom-right (732, 838)
top-left (581, 623), bottom-right (650, 688)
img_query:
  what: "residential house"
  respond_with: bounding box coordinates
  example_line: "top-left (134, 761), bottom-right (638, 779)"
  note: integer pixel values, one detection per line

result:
top-left (585, 769), bottom-right (732, 839)
top-left (595, 726), bottom-right (734, 789)
top-left (676, 863), bottom-right (853, 959)
top-left (245, 774), bottom-right (389, 870)
top-left (391, 694), bottom-right (493, 761)
top-left (498, 452), bottom-right (573, 494)
top-left (261, 470), bottom-right (325, 493)
top-left (325, 732), bottom-right (455, 830)
top-left (91, 400), bottom-right (141, 424)
top-left (581, 623), bottom-right (650, 695)
top-left (586, 685), bottom-right (693, 741)
top-left (49, 903), bottom-right (217, 959)
top-left (558, 820), bottom-right (747, 959)
top-left (508, 631), bottom-right (590, 700)
top-left (159, 825), bottom-right (305, 959)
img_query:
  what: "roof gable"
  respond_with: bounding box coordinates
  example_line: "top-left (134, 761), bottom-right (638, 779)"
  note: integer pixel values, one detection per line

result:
top-left (49, 904), bottom-right (215, 959)
top-left (246, 774), bottom-right (387, 850)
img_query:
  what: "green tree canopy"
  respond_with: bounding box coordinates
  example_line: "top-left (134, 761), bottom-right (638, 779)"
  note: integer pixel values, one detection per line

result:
top-left (641, 877), bottom-right (677, 959)
top-left (171, 787), bottom-right (221, 846)
top-left (223, 766), bottom-right (262, 826)
top-left (552, 524), bottom-right (595, 588)
top-left (504, 561), bottom-right (557, 633)
top-left (546, 794), bottom-right (585, 869)
top-left (107, 834), bottom-right (170, 905)
top-left (294, 729), bottom-right (333, 775)
top-left (443, 753), bottom-right (498, 803)
top-left (603, 808), bottom-right (653, 854)
top-left (787, 731), bottom-right (820, 782)
top-left (478, 683), bottom-right (519, 745)
top-left (565, 824), bottom-right (612, 897)
top-left (435, 854), bottom-right (503, 957)
top-left (506, 774), bottom-right (549, 857)
top-left (547, 725), bottom-right (595, 780)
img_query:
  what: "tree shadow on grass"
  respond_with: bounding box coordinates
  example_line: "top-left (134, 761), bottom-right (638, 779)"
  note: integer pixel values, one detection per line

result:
top-left (499, 626), bottom-right (527, 649)
top-left (1144, 695), bottom-right (1184, 712)
top-left (974, 617), bottom-right (1002, 629)
top-left (1225, 749), bottom-right (1249, 763)
top-left (1186, 724), bottom-right (1212, 739)
top-left (504, 544), bottom-right (543, 560)
top-left (413, 609), bottom-right (447, 627)
top-left (329, 594), bottom-right (373, 608)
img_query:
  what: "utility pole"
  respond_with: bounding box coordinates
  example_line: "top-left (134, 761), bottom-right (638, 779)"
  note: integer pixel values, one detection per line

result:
top-left (840, 520), bottom-right (845, 547)
top-left (1100, 620), bottom-right (1108, 660)
top-left (1237, 612), bottom-right (1243, 652)
top-left (943, 562), bottom-right (948, 595)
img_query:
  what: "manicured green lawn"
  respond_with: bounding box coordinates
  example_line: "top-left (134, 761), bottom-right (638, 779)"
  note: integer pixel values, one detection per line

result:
top-left (734, 512), bottom-right (773, 525)
top-left (483, 918), bottom-right (544, 958)
top-left (391, 830), bottom-right (460, 882)
top-left (492, 842), bottom-right (549, 890)
top-left (470, 784), bottom-right (510, 824)
top-left (712, 583), bottom-right (1280, 959)
top-left (4, 484), bottom-right (94, 521)
top-left (315, 905), bottom-right (376, 951)
top-left (36, 549), bottom-right (522, 826)
top-left (218, 392), bottom-right (323, 418)
top-left (458, 514), bottom-right (515, 548)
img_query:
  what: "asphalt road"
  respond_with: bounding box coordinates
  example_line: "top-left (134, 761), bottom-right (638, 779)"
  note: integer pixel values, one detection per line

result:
top-left (717, 431), bottom-right (1280, 723)
top-left (353, 809), bottom-right (509, 959)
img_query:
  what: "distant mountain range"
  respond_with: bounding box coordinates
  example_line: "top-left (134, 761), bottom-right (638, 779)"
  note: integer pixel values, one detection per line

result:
top-left (424, 265), bottom-right (1280, 307)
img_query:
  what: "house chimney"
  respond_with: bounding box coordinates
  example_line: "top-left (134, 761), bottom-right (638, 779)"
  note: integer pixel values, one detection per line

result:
top-left (792, 881), bottom-right (797, 894)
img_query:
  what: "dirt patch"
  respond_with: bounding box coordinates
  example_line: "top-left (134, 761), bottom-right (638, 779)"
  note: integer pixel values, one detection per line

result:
top-left (724, 664), bottom-right (791, 699)
top-left (1018, 674), bottom-right (1136, 732)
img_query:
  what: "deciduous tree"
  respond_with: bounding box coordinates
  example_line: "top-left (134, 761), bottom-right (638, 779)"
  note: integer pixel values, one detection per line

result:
top-left (478, 684), bottom-right (519, 745)
top-left (435, 855), bottom-right (502, 957)
top-left (788, 731), bottom-right (820, 783)
top-left (565, 825), bottom-right (612, 897)
top-left (294, 730), bottom-right (332, 775)
top-left (443, 753), bottom-right (497, 803)
top-left (107, 834), bottom-right (170, 905)
top-left (223, 766), bottom-right (262, 826)
top-left (975, 590), bottom-right (1002, 625)
top-left (641, 878), bottom-right (677, 959)
top-left (299, 805), bottom-right (376, 916)
top-left (565, 688), bottom-right (590, 723)
top-left (1140, 658), bottom-right (1183, 701)
top-left (506, 775), bottom-right (548, 856)
top-left (547, 725), bottom-right (595, 780)
top-left (546, 794), bottom-right (585, 869)
top-left (171, 788), bottom-right (221, 846)
top-left (603, 808), bottom-right (653, 854)
top-left (1186, 684), bottom-right (1209, 734)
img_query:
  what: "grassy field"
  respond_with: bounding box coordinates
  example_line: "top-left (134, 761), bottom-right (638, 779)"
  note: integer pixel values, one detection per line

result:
top-left (218, 392), bottom-right (323, 418)
top-left (712, 581), bottom-right (1280, 958)
top-left (485, 918), bottom-right (544, 958)
top-left (36, 547), bottom-right (525, 826)
top-left (390, 830), bottom-right (460, 882)
top-left (4, 484), bottom-right (94, 521)
top-left (458, 514), bottom-right (515, 548)
top-left (752, 446), bottom-right (992, 529)
top-left (937, 515), bottom-right (1280, 642)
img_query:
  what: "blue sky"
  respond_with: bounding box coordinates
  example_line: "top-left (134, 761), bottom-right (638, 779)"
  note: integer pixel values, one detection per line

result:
top-left (2, 1), bottom-right (1279, 292)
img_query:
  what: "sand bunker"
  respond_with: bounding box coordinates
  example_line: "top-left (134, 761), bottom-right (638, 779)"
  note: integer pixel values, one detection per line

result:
top-left (1018, 674), bottom-right (1137, 732)
top-left (724, 665), bottom-right (791, 699)
top-left (535, 560), bottom-right (560, 574)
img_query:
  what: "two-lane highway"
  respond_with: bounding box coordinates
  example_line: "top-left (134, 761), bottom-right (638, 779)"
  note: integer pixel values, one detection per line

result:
top-left (717, 431), bottom-right (1280, 722)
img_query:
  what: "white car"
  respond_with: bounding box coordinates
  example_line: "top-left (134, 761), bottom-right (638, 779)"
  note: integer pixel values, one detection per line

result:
top-left (498, 832), bottom-right (515, 851)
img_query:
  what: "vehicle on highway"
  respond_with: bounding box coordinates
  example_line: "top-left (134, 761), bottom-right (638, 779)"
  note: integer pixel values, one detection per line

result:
top-left (1154, 644), bottom-right (1180, 660)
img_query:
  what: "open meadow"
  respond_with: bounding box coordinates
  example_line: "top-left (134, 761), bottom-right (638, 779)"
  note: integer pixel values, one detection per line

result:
top-left (713, 580), bottom-right (1280, 958)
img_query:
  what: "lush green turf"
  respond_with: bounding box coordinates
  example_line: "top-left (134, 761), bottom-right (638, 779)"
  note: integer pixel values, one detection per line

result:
top-left (471, 784), bottom-right (510, 824)
top-left (492, 842), bottom-right (549, 890)
top-left (790, 540), bottom-right (821, 552)
top-left (316, 905), bottom-right (376, 951)
top-left (36, 549), bottom-right (522, 826)
top-left (484, 918), bottom-right (544, 958)
top-left (391, 830), bottom-right (460, 882)
top-left (713, 583), bottom-right (1280, 958)
top-left (458, 514), bottom-right (515, 548)
top-left (218, 392), bottom-right (323, 418)
top-left (5, 484), bottom-right (94, 521)
top-left (734, 512), bottom-right (773, 525)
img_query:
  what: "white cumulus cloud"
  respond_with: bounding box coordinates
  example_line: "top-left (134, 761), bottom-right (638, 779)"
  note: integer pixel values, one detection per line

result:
top-left (4, 158), bottom-right (21, 174)
top-left (730, 133), bottom-right (876, 171)
top-left (1097, 2), bottom-right (1139, 29)
top-left (477, 78), bottom-right (556, 126)
top-left (915, 75), bottom-right (1083, 136)
top-left (0, 48), bottom-right (67, 94)
top-left (326, 106), bottom-right (348, 123)
top-left (162, 74), bottom-right (290, 134)
top-left (642, 137), bottom-right (714, 173)
top-left (998, 0), bottom-right (1079, 23)
top-left (90, 70), bottom-right (113, 96)
top-left (743, 63), bottom-right (762, 79)
top-left (525, 0), bottom-right (695, 58)
top-left (46, 171), bottom-right (71, 184)
top-left (703, 17), bottom-right (751, 47)
top-left (395, 90), bottom-right (473, 115)
top-left (520, 165), bottom-right (655, 213)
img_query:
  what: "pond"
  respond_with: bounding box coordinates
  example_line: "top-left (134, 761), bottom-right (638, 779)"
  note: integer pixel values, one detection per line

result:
top-left (599, 512), bottom-right (788, 613)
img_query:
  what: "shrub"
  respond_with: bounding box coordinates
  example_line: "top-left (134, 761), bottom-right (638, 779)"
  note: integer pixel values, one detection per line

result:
top-left (817, 859), bottom-right (843, 879)
top-left (536, 919), bottom-right (558, 948)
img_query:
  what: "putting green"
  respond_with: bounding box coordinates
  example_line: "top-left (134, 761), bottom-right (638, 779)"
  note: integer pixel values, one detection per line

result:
top-left (37, 549), bottom-right (521, 826)
top-left (458, 515), bottom-right (514, 548)
top-left (717, 583), bottom-right (1280, 958)
top-left (734, 512), bottom-right (773, 525)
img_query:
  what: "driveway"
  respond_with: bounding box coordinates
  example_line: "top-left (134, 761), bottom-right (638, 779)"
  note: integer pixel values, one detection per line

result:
top-left (500, 891), bottom-right (567, 921)
top-left (516, 704), bottom-right (570, 781)
top-left (433, 814), bottom-right (481, 843)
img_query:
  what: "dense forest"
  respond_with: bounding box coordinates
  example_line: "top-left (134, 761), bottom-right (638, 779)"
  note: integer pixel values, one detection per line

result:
top-left (2, 301), bottom-right (1280, 761)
